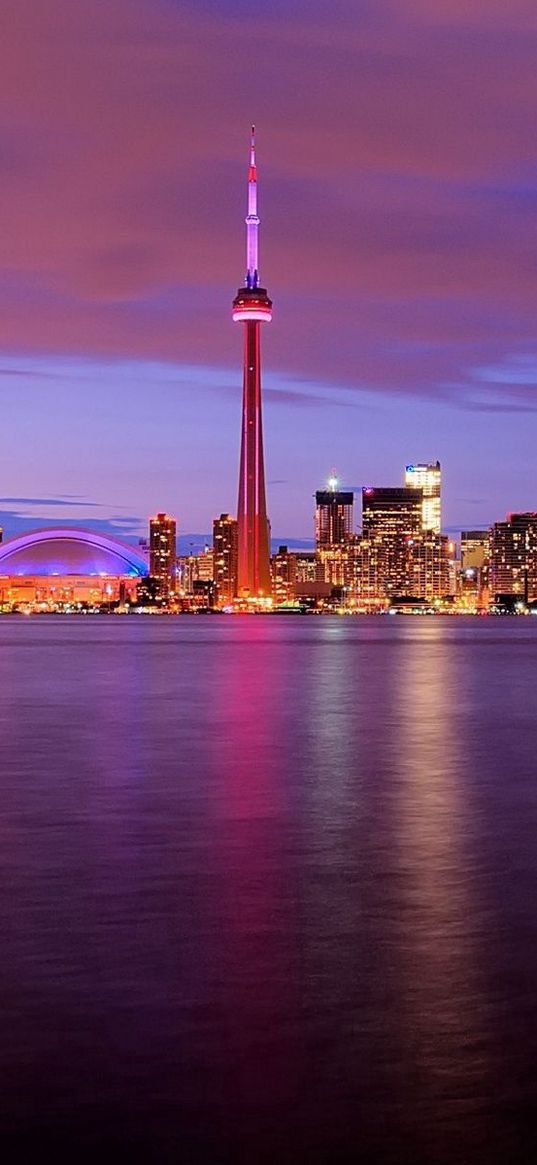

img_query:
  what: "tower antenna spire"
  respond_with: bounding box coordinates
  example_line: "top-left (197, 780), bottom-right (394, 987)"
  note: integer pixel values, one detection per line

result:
top-left (246, 124), bottom-right (259, 289)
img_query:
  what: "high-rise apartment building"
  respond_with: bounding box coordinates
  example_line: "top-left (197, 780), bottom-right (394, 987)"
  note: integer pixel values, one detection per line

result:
top-left (149, 513), bottom-right (177, 595)
top-left (490, 513), bottom-right (537, 601)
top-left (405, 462), bottom-right (441, 533)
top-left (213, 514), bottom-right (238, 607)
top-left (315, 483), bottom-right (354, 548)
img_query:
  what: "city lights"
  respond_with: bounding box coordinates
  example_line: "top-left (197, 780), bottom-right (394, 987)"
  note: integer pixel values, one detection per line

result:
top-left (0, 134), bottom-right (533, 619)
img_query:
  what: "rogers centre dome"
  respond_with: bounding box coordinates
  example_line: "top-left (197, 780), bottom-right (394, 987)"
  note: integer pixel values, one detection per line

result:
top-left (0, 528), bottom-right (149, 577)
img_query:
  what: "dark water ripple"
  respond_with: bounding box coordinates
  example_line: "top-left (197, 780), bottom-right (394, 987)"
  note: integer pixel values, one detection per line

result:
top-left (1, 615), bottom-right (537, 1163)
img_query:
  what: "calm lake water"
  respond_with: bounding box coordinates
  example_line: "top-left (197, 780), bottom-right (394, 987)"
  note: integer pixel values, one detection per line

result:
top-left (1, 615), bottom-right (537, 1163)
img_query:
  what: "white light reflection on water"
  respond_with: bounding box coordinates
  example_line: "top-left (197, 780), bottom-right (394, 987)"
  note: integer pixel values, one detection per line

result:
top-left (390, 619), bottom-right (497, 1159)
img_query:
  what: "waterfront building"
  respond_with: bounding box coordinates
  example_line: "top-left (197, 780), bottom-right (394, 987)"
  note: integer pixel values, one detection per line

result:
top-left (213, 514), bottom-right (238, 607)
top-left (195, 546), bottom-right (214, 582)
top-left (271, 545), bottom-right (297, 604)
top-left (316, 544), bottom-right (349, 589)
top-left (149, 513), bottom-right (177, 595)
top-left (289, 551), bottom-right (331, 604)
top-left (293, 552), bottom-right (320, 584)
top-left (350, 536), bottom-right (385, 609)
top-left (136, 576), bottom-right (165, 607)
top-left (405, 461), bottom-right (441, 533)
top-left (192, 579), bottom-right (216, 610)
top-left (233, 127), bottom-right (272, 598)
top-left (490, 513), bottom-right (537, 602)
top-left (315, 537), bottom-right (364, 606)
top-left (0, 528), bottom-right (147, 610)
top-left (407, 532), bottom-right (450, 599)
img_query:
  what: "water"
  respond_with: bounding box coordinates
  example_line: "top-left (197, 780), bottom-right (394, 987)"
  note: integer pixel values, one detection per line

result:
top-left (1, 615), bottom-right (537, 1163)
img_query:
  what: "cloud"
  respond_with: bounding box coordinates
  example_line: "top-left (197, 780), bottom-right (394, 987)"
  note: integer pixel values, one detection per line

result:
top-left (0, 511), bottom-right (145, 542)
top-left (1, 0), bottom-right (537, 539)
top-left (0, 0), bottom-right (536, 413)
top-left (0, 496), bottom-right (105, 507)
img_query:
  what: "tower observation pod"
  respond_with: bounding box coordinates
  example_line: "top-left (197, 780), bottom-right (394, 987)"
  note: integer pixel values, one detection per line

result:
top-left (233, 126), bottom-right (272, 599)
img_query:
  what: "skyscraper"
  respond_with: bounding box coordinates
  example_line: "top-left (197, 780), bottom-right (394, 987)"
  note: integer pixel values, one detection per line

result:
top-left (315, 479), bottom-right (354, 547)
top-left (362, 487), bottom-right (423, 598)
top-left (233, 127), bottom-right (272, 598)
top-left (149, 512), bottom-right (177, 595)
top-left (405, 462), bottom-right (441, 533)
top-left (213, 513), bottom-right (238, 607)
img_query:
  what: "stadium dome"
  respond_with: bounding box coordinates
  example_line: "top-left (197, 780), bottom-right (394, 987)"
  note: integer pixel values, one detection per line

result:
top-left (0, 528), bottom-right (148, 577)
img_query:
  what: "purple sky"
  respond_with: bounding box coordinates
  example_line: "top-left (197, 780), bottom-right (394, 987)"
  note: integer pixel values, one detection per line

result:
top-left (2, 0), bottom-right (537, 543)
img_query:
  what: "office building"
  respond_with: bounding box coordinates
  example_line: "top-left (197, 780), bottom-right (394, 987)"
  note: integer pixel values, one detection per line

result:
top-left (361, 487), bottom-right (422, 598)
top-left (405, 462), bottom-right (441, 533)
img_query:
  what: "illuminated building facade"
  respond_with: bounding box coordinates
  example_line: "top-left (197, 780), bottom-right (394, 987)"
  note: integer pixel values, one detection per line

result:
top-left (294, 553), bottom-right (319, 584)
top-left (361, 487), bottom-right (449, 601)
top-left (407, 533), bottom-right (450, 599)
top-left (233, 128), bottom-right (272, 598)
top-left (362, 487), bottom-right (423, 598)
top-left (315, 484), bottom-right (354, 547)
top-left (490, 513), bottom-right (537, 602)
top-left (316, 544), bottom-right (348, 589)
top-left (461, 530), bottom-right (489, 571)
top-left (213, 514), bottom-right (238, 607)
top-left (458, 529), bottom-right (490, 609)
top-left (177, 547), bottom-right (213, 595)
top-left (271, 545), bottom-right (297, 604)
top-left (149, 513), bottom-right (177, 594)
top-left (405, 461), bottom-right (441, 533)
top-left (0, 528), bottom-right (147, 610)
top-left (350, 536), bottom-right (385, 608)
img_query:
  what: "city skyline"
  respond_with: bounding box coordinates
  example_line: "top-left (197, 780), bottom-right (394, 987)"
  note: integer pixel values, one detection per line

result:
top-left (3, 1), bottom-right (537, 542)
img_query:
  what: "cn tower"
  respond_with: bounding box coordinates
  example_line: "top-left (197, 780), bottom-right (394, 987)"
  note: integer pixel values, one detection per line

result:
top-left (233, 127), bottom-right (272, 599)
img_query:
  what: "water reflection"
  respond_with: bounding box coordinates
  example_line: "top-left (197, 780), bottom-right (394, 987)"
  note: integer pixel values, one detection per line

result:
top-left (391, 620), bottom-right (495, 1159)
top-left (206, 619), bottom-right (303, 1141)
top-left (1, 617), bottom-right (537, 1161)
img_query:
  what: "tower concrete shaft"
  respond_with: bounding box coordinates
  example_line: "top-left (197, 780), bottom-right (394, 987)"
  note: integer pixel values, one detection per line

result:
top-left (236, 317), bottom-right (271, 595)
top-left (233, 127), bottom-right (272, 598)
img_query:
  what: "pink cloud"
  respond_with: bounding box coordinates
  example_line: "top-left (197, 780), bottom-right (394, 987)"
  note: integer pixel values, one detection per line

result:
top-left (0, 0), bottom-right (537, 407)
